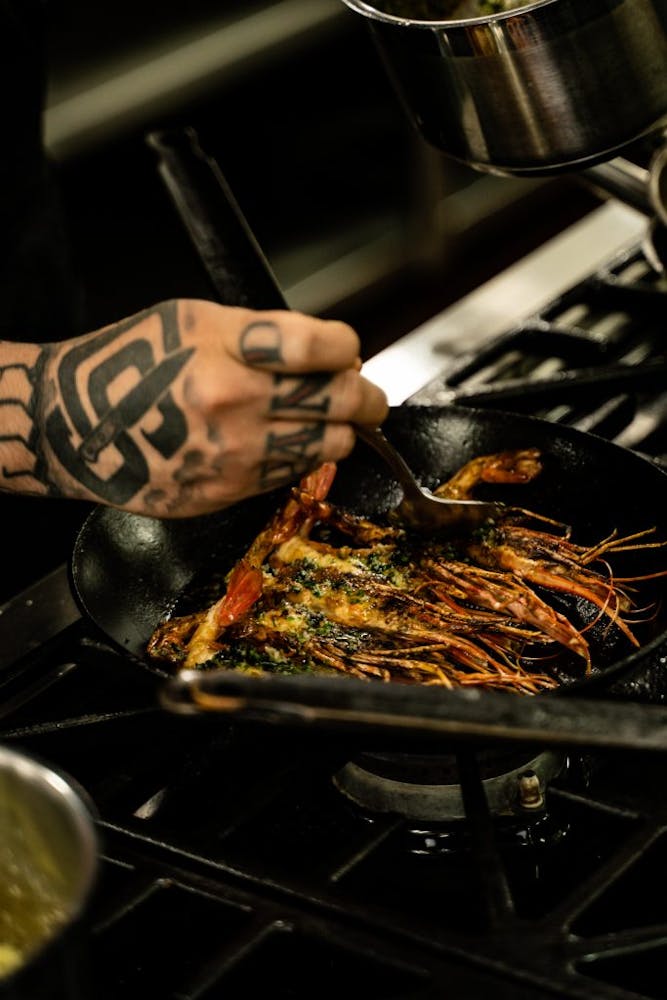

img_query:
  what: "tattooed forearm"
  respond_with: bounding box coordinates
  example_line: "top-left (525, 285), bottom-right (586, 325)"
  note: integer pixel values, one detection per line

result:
top-left (0, 299), bottom-right (365, 517)
top-left (0, 345), bottom-right (51, 495)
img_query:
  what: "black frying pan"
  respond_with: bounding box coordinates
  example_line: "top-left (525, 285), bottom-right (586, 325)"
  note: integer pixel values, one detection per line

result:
top-left (69, 129), bottom-right (667, 749)
top-left (71, 402), bottom-right (667, 693)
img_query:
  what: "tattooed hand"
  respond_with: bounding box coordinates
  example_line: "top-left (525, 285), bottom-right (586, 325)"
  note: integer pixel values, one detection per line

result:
top-left (2, 299), bottom-right (387, 517)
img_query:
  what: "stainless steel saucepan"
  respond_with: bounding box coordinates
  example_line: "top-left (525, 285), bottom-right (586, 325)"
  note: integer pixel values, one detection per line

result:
top-left (0, 745), bottom-right (98, 998)
top-left (339, 0), bottom-right (667, 175)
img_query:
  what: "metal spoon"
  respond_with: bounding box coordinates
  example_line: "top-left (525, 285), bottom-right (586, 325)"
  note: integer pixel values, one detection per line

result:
top-left (355, 424), bottom-right (506, 535)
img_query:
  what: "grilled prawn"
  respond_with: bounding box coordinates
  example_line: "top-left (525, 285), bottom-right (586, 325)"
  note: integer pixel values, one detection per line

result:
top-left (147, 450), bottom-right (666, 694)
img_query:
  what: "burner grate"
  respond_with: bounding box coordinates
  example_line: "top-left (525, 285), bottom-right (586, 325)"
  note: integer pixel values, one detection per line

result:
top-left (409, 246), bottom-right (667, 462)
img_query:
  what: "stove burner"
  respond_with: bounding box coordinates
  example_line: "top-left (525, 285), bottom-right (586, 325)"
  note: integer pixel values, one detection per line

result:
top-left (333, 749), bottom-right (565, 822)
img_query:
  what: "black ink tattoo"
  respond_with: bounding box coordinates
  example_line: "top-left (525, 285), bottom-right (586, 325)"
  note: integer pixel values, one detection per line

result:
top-left (44, 301), bottom-right (192, 505)
top-left (269, 373), bottom-right (331, 415)
top-left (240, 321), bottom-right (284, 366)
top-left (0, 350), bottom-right (48, 493)
top-left (175, 450), bottom-right (205, 484)
top-left (143, 450), bottom-right (208, 516)
top-left (143, 488), bottom-right (167, 511)
top-left (259, 422), bottom-right (325, 491)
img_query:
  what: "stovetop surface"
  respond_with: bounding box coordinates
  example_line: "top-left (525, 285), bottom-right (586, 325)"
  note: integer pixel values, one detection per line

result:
top-left (4, 201), bottom-right (667, 999)
top-left (4, 606), bottom-right (667, 1000)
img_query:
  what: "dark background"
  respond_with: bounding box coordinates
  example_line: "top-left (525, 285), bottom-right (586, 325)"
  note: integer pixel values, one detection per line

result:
top-left (42, 0), bottom-right (599, 352)
top-left (4, 0), bottom-right (600, 602)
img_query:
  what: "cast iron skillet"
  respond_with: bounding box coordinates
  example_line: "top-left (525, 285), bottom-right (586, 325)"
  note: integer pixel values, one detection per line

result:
top-left (69, 128), bottom-right (667, 732)
top-left (71, 402), bottom-right (667, 701)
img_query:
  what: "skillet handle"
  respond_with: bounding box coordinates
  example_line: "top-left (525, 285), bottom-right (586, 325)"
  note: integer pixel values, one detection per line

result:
top-left (158, 666), bottom-right (667, 754)
top-left (146, 127), bottom-right (289, 311)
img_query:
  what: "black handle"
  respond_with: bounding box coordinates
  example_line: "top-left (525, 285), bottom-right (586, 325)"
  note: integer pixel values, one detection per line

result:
top-left (159, 667), bottom-right (667, 754)
top-left (146, 127), bottom-right (288, 311)
top-left (447, 358), bottom-right (667, 409)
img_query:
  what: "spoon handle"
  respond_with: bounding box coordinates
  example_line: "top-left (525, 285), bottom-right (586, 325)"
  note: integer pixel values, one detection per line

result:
top-left (355, 424), bottom-right (425, 504)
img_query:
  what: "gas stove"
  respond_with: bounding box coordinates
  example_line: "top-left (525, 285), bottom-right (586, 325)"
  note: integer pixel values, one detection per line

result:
top-left (4, 198), bottom-right (667, 1000)
top-left (362, 201), bottom-right (651, 410)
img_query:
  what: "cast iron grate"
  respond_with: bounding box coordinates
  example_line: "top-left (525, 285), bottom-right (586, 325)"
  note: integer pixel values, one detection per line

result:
top-left (409, 245), bottom-right (667, 462)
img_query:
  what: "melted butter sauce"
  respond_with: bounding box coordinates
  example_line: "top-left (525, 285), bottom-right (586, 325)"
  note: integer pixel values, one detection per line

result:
top-left (0, 820), bottom-right (71, 980)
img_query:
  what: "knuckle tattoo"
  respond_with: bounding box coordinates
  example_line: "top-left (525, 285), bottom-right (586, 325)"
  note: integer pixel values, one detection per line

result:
top-left (240, 320), bottom-right (284, 366)
top-left (269, 373), bottom-right (331, 416)
top-left (258, 421), bottom-right (325, 492)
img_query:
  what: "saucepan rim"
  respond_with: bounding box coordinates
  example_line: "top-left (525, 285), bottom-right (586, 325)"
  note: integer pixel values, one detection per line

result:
top-left (339, 0), bottom-right (559, 29)
top-left (0, 743), bottom-right (98, 987)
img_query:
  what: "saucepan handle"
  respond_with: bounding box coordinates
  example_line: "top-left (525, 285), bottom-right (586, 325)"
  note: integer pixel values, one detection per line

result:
top-left (581, 146), bottom-right (667, 228)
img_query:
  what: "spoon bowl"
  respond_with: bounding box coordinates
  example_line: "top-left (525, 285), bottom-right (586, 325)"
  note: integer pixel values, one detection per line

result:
top-left (356, 424), bottom-right (506, 536)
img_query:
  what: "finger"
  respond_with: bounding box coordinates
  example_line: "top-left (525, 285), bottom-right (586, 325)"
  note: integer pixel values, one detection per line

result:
top-left (226, 308), bottom-right (362, 374)
top-left (253, 419), bottom-right (356, 496)
top-left (190, 418), bottom-right (357, 508)
top-left (267, 369), bottom-right (388, 426)
top-left (350, 374), bottom-right (389, 425)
